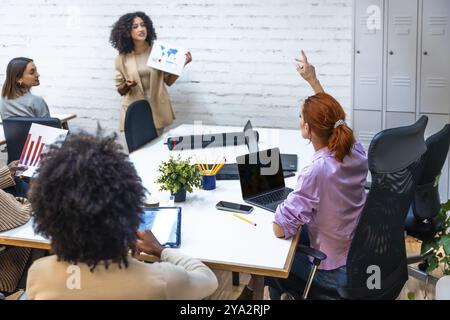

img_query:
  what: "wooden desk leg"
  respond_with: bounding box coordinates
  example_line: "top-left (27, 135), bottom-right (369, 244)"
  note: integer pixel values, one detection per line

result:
top-left (252, 275), bottom-right (264, 300)
top-left (232, 272), bottom-right (240, 286)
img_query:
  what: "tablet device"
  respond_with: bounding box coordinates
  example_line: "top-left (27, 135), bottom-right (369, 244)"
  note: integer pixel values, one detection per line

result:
top-left (138, 207), bottom-right (181, 248)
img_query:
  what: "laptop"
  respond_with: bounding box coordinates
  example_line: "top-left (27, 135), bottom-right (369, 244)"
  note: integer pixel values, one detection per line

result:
top-left (244, 120), bottom-right (298, 172)
top-left (236, 147), bottom-right (293, 212)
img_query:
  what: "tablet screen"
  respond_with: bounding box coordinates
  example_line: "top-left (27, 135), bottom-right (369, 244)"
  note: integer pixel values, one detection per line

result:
top-left (138, 207), bottom-right (181, 248)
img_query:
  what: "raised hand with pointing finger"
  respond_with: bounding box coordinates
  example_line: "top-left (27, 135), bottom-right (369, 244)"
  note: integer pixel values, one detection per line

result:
top-left (295, 50), bottom-right (324, 94)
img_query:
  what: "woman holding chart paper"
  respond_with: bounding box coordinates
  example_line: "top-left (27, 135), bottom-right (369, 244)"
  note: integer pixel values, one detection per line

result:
top-left (110, 12), bottom-right (192, 136)
top-left (26, 133), bottom-right (217, 299)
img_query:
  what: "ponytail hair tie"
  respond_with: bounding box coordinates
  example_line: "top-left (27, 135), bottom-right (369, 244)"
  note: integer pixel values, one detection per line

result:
top-left (334, 119), bottom-right (346, 129)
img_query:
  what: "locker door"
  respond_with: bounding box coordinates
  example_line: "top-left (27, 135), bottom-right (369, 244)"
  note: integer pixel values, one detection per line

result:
top-left (386, 0), bottom-right (418, 112)
top-left (385, 111), bottom-right (415, 129)
top-left (421, 113), bottom-right (450, 201)
top-left (354, 0), bottom-right (384, 110)
top-left (420, 0), bottom-right (450, 114)
top-left (353, 110), bottom-right (382, 151)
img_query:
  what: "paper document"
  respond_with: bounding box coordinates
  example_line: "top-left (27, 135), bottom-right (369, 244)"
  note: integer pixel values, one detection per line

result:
top-left (18, 123), bottom-right (68, 178)
top-left (147, 41), bottom-right (187, 76)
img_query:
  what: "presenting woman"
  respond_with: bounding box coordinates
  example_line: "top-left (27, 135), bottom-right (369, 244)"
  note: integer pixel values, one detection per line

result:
top-left (110, 12), bottom-right (192, 136)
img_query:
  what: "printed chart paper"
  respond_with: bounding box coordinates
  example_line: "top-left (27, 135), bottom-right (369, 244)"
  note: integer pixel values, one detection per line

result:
top-left (147, 41), bottom-right (187, 76)
top-left (18, 123), bottom-right (68, 177)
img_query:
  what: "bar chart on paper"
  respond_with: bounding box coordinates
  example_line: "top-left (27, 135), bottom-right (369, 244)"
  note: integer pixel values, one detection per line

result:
top-left (20, 134), bottom-right (45, 167)
top-left (18, 123), bottom-right (68, 177)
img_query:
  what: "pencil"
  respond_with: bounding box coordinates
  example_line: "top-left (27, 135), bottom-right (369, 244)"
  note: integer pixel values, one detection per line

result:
top-left (232, 213), bottom-right (257, 226)
top-left (212, 163), bottom-right (223, 175)
top-left (210, 156), bottom-right (220, 174)
top-left (195, 155), bottom-right (206, 172)
top-left (212, 158), bottom-right (226, 175)
top-left (205, 156), bottom-right (210, 172)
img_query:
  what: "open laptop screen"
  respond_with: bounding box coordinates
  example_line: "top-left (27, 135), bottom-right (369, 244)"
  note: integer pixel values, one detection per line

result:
top-left (243, 120), bottom-right (259, 154)
top-left (237, 148), bottom-right (285, 199)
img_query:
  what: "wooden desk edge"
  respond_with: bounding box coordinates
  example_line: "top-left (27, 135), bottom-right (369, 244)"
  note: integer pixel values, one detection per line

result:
top-left (58, 114), bottom-right (77, 123)
top-left (138, 232), bottom-right (301, 279)
top-left (0, 238), bottom-right (50, 251)
top-left (0, 227), bottom-right (300, 279)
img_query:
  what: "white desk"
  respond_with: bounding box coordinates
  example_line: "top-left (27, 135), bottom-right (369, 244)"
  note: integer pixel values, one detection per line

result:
top-left (0, 124), bottom-right (315, 299)
top-left (0, 113), bottom-right (76, 146)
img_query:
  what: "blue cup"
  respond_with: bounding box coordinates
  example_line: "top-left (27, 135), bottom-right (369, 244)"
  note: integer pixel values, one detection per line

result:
top-left (201, 174), bottom-right (216, 190)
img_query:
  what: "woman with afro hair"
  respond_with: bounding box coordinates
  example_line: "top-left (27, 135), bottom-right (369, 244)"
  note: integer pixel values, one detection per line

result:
top-left (110, 12), bottom-right (192, 137)
top-left (25, 132), bottom-right (217, 299)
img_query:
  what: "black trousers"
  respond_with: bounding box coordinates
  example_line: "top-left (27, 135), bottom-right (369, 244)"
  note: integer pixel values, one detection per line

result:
top-left (3, 178), bottom-right (29, 198)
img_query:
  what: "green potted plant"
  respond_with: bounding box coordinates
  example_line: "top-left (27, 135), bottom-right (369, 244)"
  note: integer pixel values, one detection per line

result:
top-left (155, 155), bottom-right (201, 202)
top-left (421, 199), bottom-right (450, 275)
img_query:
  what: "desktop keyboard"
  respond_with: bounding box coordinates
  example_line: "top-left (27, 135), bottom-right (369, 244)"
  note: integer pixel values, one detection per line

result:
top-left (250, 188), bottom-right (292, 206)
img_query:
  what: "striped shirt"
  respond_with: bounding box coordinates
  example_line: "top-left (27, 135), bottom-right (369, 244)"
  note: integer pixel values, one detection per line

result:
top-left (0, 166), bottom-right (32, 292)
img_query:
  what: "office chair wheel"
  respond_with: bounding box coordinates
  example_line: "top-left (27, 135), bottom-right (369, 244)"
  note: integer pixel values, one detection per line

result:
top-left (418, 261), bottom-right (428, 272)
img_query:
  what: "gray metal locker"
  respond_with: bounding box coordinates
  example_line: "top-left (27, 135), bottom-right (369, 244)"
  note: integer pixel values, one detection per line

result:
top-left (419, 0), bottom-right (450, 114)
top-left (353, 110), bottom-right (382, 151)
top-left (385, 111), bottom-right (416, 128)
top-left (353, 0), bottom-right (450, 200)
top-left (421, 113), bottom-right (450, 201)
top-left (354, 0), bottom-right (384, 110)
top-left (386, 0), bottom-right (418, 112)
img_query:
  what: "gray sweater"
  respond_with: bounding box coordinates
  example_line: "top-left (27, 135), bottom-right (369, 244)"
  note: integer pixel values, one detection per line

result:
top-left (0, 92), bottom-right (50, 120)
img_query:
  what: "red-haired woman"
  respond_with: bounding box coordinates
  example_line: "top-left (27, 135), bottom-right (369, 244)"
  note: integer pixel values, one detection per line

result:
top-left (241, 51), bottom-right (369, 300)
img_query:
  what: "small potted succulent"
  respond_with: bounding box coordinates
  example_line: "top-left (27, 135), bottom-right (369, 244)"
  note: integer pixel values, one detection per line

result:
top-left (155, 155), bottom-right (201, 202)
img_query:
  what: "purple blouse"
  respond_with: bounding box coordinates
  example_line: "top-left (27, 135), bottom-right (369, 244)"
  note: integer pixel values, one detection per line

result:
top-left (274, 141), bottom-right (368, 270)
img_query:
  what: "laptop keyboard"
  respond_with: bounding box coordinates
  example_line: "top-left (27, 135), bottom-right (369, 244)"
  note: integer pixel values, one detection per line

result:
top-left (250, 188), bottom-right (292, 206)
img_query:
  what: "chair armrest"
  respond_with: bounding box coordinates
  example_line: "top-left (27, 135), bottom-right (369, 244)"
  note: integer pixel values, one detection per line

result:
top-left (297, 244), bottom-right (327, 262)
top-left (407, 248), bottom-right (435, 265)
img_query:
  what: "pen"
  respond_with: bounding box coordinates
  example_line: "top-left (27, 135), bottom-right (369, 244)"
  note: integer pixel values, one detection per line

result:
top-left (232, 213), bottom-right (257, 226)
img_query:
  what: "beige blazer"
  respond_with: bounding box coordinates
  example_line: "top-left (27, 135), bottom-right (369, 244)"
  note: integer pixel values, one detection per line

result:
top-left (27, 249), bottom-right (218, 300)
top-left (115, 52), bottom-right (175, 131)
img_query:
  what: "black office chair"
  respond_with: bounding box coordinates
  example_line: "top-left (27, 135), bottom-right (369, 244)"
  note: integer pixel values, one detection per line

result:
top-left (279, 116), bottom-right (428, 300)
top-left (3, 116), bottom-right (62, 163)
top-left (124, 100), bottom-right (158, 153)
top-left (405, 124), bottom-right (450, 270)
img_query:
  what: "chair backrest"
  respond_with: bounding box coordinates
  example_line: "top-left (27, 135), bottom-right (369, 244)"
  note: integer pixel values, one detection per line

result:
top-left (3, 116), bottom-right (62, 163)
top-left (124, 100), bottom-right (158, 153)
top-left (338, 116), bottom-right (428, 300)
top-left (414, 124), bottom-right (450, 219)
top-left (404, 124), bottom-right (450, 241)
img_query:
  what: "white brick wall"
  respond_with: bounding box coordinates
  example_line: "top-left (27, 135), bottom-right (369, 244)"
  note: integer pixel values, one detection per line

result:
top-left (0, 0), bottom-right (353, 134)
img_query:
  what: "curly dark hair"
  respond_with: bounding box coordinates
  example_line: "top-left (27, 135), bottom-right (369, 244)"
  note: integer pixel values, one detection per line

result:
top-left (109, 12), bottom-right (157, 54)
top-left (29, 132), bottom-right (145, 270)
